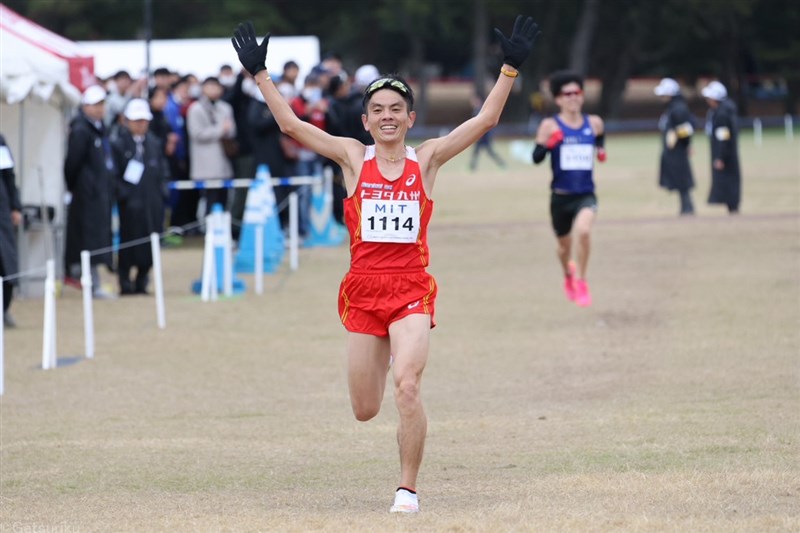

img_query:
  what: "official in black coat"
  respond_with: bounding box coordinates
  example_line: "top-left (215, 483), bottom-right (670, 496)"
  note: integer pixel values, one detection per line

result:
top-left (702, 81), bottom-right (741, 213)
top-left (654, 78), bottom-right (696, 215)
top-left (224, 71), bottom-right (259, 240)
top-left (326, 68), bottom-right (376, 225)
top-left (0, 134), bottom-right (22, 326)
top-left (111, 99), bottom-right (170, 295)
top-left (248, 92), bottom-right (296, 231)
top-left (63, 85), bottom-right (116, 298)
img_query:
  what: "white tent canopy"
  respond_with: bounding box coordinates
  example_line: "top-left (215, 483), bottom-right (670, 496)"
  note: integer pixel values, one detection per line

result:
top-left (78, 36), bottom-right (321, 86)
top-left (0, 4), bottom-right (93, 105)
top-left (0, 4), bottom-right (95, 295)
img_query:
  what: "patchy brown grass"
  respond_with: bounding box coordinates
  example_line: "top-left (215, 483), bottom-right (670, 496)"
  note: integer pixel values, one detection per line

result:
top-left (1, 131), bottom-right (798, 532)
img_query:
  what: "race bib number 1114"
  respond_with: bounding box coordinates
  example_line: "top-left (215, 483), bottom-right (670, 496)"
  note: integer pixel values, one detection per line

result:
top-left (361, 199), bottom-right (420, 243)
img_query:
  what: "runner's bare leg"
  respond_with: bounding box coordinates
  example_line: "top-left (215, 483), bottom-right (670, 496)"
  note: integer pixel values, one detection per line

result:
top-left (348, 333), bottom-right (391, 421)
top-left (388, 313), bottom-right (430, 490)
top-left (573, 207), bottom-right (595, 279)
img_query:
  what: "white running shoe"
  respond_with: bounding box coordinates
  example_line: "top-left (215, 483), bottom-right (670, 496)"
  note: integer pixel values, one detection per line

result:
top-left (389, 488), bottom-right (419, 513)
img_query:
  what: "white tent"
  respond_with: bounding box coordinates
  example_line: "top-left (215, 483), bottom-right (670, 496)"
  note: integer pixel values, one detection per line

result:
top-left (78, 35), bottom-right (321, 87)
top-left (0, 3), bottom-right (94, 296)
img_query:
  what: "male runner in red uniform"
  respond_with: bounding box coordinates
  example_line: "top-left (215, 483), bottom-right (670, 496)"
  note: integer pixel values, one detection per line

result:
top-left (233, 16), bottom-right (539, 512)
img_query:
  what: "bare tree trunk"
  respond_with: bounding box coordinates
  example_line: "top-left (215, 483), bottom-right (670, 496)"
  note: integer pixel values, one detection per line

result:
top-left (598, 5), bottom-right (646, 118)
top-left (411, 38), bottom-right (428, 126)
top-left (400, 11), bottom-right (427, 126)
top-left (534, 1), bottom-right (562, 81)
top-left (785, 75), bottom-right (800, 115)
top-left (569, 0), bottom-right (600, 76)
top-left (599, 65), bottom-right (631, 118)
top-left (724, 12), bottom-right (749, 115)
top-left (472, 0), bottom-right (488, 99)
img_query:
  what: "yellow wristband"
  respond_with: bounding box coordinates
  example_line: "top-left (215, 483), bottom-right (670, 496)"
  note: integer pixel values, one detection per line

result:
top-left (501, 67), bottom-right (519, 78)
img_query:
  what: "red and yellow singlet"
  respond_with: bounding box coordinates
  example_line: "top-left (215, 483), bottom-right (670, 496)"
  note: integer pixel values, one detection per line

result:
top-left (338, 145), bottom-right (437, 336)
top-left (343, 145), bottom-right (433, 272)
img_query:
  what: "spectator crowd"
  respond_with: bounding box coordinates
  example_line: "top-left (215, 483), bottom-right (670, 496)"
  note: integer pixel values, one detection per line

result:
top-left (54, 56), bottom-right (743, 303)
top-left (62, 56), bottom-right (381, 298)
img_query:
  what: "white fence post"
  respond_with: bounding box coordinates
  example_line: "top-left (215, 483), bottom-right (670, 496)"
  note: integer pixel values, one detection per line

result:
top-left (254, 224), bottom-right (264, 295)
top-left (151, 233), bottom-right (166, 329)
top-left (753, 118), bottom-right (762, 147)
top-left (201, 212), bottom-right (217, 302)
top-left (41, 260), bottom-right (57, 370)
top-left (221, 211), bottom-right (233, 297)
top-left (80, 251), bottom-right (95, 359)
top-left (289, 192), bottom-right (299, 272)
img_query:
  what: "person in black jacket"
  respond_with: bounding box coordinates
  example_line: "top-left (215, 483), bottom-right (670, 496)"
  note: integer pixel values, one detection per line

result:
top-left (702, 81), bottom-right (741, 214)
top-left (0, 134), bottom-right (22, 327)
top-left (326, 66), bottom-right (378, 224)
top-left (224, 69), bottom-right (259, 240)
top-left (63, 85), bottom-right (116, 299)
top-left (248, 88), bottom-right (295, 231)
top-left (147, 85), bottom-right (177, 158)
top-left (111, 99), bottom-right (170, 295)
top-left (654, 78), bottom-right (696, 216)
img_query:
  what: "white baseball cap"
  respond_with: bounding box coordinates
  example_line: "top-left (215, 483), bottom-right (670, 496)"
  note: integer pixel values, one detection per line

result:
top-left (81, 85), bottom-right (107, 105)
top-left (701, 81), bottom-right (727, 101)
top-left (654, 78), bottom-right (680, 97)
top-left (124, 98), bottom-right (153, 121)
top-left (354, 64), bottom-right (380, 89)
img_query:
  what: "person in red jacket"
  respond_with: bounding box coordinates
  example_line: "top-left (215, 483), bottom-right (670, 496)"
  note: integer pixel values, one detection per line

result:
top-left (233, 16), bottom-right (539, 513)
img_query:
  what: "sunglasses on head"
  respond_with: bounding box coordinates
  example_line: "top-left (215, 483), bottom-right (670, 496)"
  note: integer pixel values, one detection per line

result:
top-left (364, 78), bottom-right (411, 97)
top-left (559, 89), bottom-right (584, 97)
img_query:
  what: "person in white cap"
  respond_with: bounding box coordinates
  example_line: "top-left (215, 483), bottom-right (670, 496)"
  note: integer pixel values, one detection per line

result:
top-left (353, 64), bottom-right (380, 92)
top-left (654, 77), bottom-right (696, 215)
top-left (701, 81), bottom-right (741, 213)
top-left (64, 84), bottom-right (117, 299)
top-left (110, 99), bottom-right (170, 295)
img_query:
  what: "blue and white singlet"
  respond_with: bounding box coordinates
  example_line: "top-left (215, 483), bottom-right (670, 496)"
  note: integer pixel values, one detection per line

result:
top-left (550, 114), bottom-right (596, 194)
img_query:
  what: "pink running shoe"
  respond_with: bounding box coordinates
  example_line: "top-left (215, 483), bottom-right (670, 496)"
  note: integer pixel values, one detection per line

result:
top-left (574, 279), bottom-right (592, 307)
top-left (563, 261), bottom-right (577, 301)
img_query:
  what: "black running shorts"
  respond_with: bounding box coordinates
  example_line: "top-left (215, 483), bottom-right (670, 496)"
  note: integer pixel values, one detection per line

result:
top-left (550, 192), bottom-right (598, 237)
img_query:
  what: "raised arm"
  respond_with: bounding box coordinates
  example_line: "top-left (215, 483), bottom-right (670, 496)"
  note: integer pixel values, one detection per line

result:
top-left (417, 15), bottom-right (540, 172)
top-left (231, 22), bottom-right (360, 172)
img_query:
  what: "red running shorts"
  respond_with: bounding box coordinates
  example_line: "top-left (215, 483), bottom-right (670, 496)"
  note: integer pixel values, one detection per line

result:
top-left (338, 269), bottom-right (437, 337)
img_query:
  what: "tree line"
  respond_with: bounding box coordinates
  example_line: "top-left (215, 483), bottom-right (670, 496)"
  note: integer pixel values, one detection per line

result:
top-left (10, 0), bottom-right (799, 120)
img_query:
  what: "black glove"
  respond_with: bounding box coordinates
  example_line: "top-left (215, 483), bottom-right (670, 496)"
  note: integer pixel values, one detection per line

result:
top-left (231, 21), bottom-right (270, 76)
top-left (493, 15), bottom-right (540, 70)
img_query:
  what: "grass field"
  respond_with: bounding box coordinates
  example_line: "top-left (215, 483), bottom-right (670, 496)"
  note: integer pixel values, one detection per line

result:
top-left (1, 130), bottom-right (798, 532)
